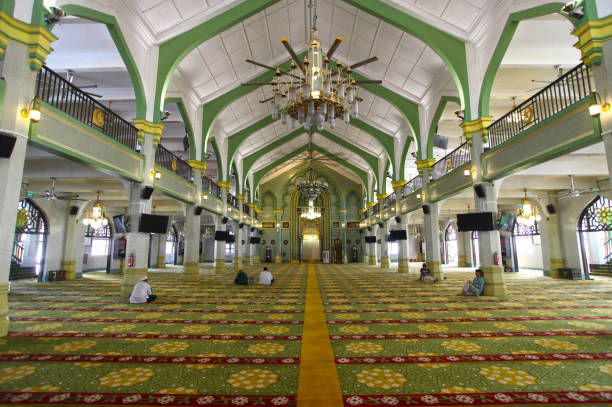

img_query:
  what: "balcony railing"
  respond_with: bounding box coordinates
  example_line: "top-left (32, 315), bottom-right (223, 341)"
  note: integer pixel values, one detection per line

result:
top-left (227, 193), bottom-right (238, 208)
top-left (155, 144), bottom-right (192, 182)
top-left (402, 176), bottom-right (423, 197)
top-left (202, 177), bottom-right (221, 199)
top-left (36, 66), bottom-right (139, 151)
top-left (360, 210), bottom-right (368, 221)
top-left (488, 63), bottom-right (592, 149)
top-left (384, 192), bottom-right (396, 208)
top-left (372, 203), bottom-right (379, 214)
top-left (431, 142), bottom-right (471, 180)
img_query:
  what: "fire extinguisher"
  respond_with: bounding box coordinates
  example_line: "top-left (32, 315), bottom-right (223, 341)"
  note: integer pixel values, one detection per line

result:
top-left (493, 252), bottom-right (499, 266)
top-left (128, 253), bottom-right (134, 268)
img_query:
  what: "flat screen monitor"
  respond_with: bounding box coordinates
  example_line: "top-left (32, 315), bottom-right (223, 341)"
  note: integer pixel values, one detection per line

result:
top-left (226, 233), bottom-right (235, 244)
top-left (457, 212), bottom-right (495, 232)
top-left (365, 236), bottom-right (377, 243)
top-left (214, 231), bottom-right (228, 241)
top-left (112, 215), bottom-right (128, 233)
top-left (138, 214), bottom-right (169, 234)
top-left (249, 236), bottom-right (261, 244)
top-left (498, 211), bottom-right (516, 232)
top-left (388, 229), bottom-right (407, 241)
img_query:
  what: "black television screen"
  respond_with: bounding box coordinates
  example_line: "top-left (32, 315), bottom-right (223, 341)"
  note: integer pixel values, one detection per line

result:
top-left (457, 212), bottom-right (495, 232)
top-left (365, 236), bottom-right (376, 243)
top-left (388, 230), bottom-right (407, 242)
top-left (214, 231), bottom-right (228, 241)
top-left (112, 215), bottom-right (128, 233)
top-left (138, 214), bottom-right (169, 234)
top-left (498, 211), bottom-right (516, 232)
top-left (250, 236), bottom-right (261, 244)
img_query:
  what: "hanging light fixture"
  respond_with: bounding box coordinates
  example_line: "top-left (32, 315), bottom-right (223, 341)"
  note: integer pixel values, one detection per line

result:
top-left (301, 199), bottom-right (321, 220)
top-left (241, 0), bottom-right (381, 131)
top-left (506, 97), bottom-right (521, 123)
top-left (516, 190), bottom-right (541, 225)
top-left (83, 191), bottom-right (108, 230)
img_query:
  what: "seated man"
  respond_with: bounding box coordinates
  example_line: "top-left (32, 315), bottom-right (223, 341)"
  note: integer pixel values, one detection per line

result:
top-left (129, 276), bottom-right (157, 303)
top-left (234, 270), bottom-right (249, 285)
top-left (258, 267), bottom-right (274, 286)
top-left (460, 269), bottom-right (485, 296)
top-left (419, 263), bottom-right (438, 283)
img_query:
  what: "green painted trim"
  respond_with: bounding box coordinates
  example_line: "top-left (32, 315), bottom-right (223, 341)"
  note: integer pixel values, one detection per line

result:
top-left (60, 5), bottom-right (147, 119)
top-left (33, 101), bottom-right (145, 182)
top-left (0, 0), bottom-right (15, 16)
top-left (154, 176), bottom-right (196, 204)
top-left (227, 116), bottom-right (276, 178)
top-left (342, 0), bottom-right (471, 120)
top-left (426, 96), bottom-right (461, 159)
top-left (210, 138), bottom-right (223, 182)
top-left (164, 97), bottom-right (196, 160)
top-left (428, 163), bottom-right (473, 202)
top-left (398, 138), bottom-right (412, 180)
top-left (481, 100), bottom-right (600, 181)
top-left (319, 129), bottom-right (379, 186)
top-left (155, 0), bottom-right (281, 123)
top-left (382, 159), bottom-right (391, 195)
top-left (478, 3), bottom-right (568, 117)
top-left (31, 0), bottom-right (45, 26)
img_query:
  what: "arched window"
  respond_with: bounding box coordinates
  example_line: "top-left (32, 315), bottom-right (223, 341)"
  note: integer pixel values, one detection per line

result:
top-left (578, 196), bottom-right (612, 277)
top-left (578, 196), bottom-right (612, 232)
top-left (444, 223), bottom-right (458, 265)
top-left (512, 221), bottom-right (540, 237)
top-left (12, 199), bottom-right (49, 280)
top-left (445, 224), bottom-right (457, 241)
top-left (166, 225), bottom-right (177, 242)
top-left (86, 224), bottom-right (112, 257)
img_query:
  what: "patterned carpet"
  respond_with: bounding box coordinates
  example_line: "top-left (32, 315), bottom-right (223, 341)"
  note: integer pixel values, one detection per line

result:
top-left (0, 263), bottom-right (611, 406)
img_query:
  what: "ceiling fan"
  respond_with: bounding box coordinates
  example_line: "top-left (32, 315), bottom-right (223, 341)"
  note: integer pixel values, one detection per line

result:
top-left (557, 175), bottom-right (596, 199)
top-left (27, 177), bottom-right (85, 201)
top-left (65, 70), bottom-right (103, 98)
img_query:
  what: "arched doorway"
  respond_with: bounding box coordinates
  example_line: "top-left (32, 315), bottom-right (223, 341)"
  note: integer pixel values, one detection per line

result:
top-left (444, 223), bottom-right (458, 265)
top-left (472, 231), bottom-right (480, 268)
top-left (166, 225), bottom-right (178, 265)
top-left (291, 191), bottom-right (330, 263)
top-left (578, 196), bottom-right (612, 279)
top-left (512, 220), bottom-right (542, 273)
top-left (84, 224), bottom-right (113, 273)
top-left (12, 199), bottom-right (49, 281)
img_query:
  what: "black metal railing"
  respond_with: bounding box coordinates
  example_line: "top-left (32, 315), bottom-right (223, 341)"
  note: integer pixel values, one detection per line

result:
top-left (227, 193), bottom-right (238, 208)
top-left (36, 66), bottom-right (139, 151)
top-left (202, 177), bottom-right (221, 199)
top-left (155, 144), bottom-right (192, 182)
top-left (372, 203), bottom-right (379, 214)
top-left (488, 63), bottom-right (592, 149)
top-left (360, 210), bottom-right (368, 221)
top-left (384, 192), bottom-right (396, 208)
top-left (431, 142), bottom-right (471, 180)
top-left (402, 176), bottom-right (423, 197)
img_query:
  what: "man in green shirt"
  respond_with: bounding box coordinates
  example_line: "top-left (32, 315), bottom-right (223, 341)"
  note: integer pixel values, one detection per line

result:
top-left (460, 269), bottom-right (484, 296)
top-left (234, 270), bottom-right (249, 285)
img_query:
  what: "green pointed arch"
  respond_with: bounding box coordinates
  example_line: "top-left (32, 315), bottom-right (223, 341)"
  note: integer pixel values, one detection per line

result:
top-left (210, 138), bottom-right (223, 182)
top-left (60, 5), bottom-right (146, 119)
top-left (478, 3), bottom-right (570, 117)
top-left (164, 97), bottom-right (196, 160)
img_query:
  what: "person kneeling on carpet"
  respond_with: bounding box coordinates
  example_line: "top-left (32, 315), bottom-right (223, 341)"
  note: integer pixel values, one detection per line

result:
top-left (419, 263), bottom-right (438, 283)
top-left (235, 269), bottom-right (249, 285)
top-left (258, 267), bottom-right (274, 286)
top-left (129, 276), bottom-right (157, 303)
top-left (459, 269), bottom-right (485, 296)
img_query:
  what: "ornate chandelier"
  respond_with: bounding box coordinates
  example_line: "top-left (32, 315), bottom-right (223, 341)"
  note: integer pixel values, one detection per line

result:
top-left (297, 164), bottom-right (328, 201)
top-left (83, 192), bottom-right (108, 230)
top-left (301, 199), bottom-right (321, 220)
top-left (241, 0), bottom-right (381, 131)
top-left (516, 190), bottom-right (541, 225)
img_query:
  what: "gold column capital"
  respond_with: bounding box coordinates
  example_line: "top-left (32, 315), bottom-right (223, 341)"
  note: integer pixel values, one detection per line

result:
top-left (133, 119), bottom-right (164, 147)
top-left (376, 193), bottom-right (387, 201)
top-left (246, 203), bottom-right (256, 208)
top-left (188, 160), bottom-right (207, 170)
top-left (572, 15), bottom-right (612, 66)
top-left (217, 181), bottom-right (231, 189)
top-left (366, 202), bottom-right (376, 208)
top-left (391, 180), bottom-right (406, 189)
top-left (0, 11), bottom-right (57, 70)
top-left (460, 117), bottom-right (492, 142)
top-left (235, 194), bottom-right (246, 201)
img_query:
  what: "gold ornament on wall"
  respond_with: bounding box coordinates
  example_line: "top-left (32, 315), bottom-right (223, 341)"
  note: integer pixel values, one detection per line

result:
top-left (597, 207), bottom-right (612, 226)
top-left (92, 109), bottom-right (105, 127)
top-left (16, 209), bottom-right (29, 228)
top-left (171, 158), bottom-right (177, 172)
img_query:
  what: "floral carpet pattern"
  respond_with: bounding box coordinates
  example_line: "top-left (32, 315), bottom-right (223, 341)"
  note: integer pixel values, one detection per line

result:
top-left (0, 264), bottom-right (307, 406)
top-left (318, 264), bottom-right (612, 406)
top-left (0, 263), bottom-right (611, 406)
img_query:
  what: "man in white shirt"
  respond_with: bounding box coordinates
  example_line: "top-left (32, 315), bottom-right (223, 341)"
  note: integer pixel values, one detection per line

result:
top-left (129, 276), bottom-right (157, 303)
top-left (258, 267), bottom-right (274, 286)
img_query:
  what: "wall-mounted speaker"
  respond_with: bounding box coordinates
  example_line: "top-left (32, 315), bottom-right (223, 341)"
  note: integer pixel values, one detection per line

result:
top-left (546, 204), bottom-right (556, 215)
top-left (395, 216), bottom-right (401, 224)
top-left (141, 186), bottom-right (154, 200)
top-left (239, 223), bottom-right (244, 228)
top-left (474, 184), bottom-right (486, 198)
top-left (69, 206), bottom-right (79, 216)
top-left (250, 227), bottom-right (255, 232)
top-left (378, 221), bottom-right (383, 228)
top-left (0, 132), bottom-right (17, 158)
top-left (422, 204), bottom-right (430, 214)
top-left (194, 206), bottom-right (203, 215)
top-left (367, 226), bottom-right (372, 231)
top-left (222, 216), bottom-right (228, 224)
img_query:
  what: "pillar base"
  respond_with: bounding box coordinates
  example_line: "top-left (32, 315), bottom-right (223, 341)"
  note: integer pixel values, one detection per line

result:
top-left (157, 256), bottom-right (166, 268)
top-left (255, 255), bottom-right (261, 264)
top-left (363, 255), bottom-right (369, 264)
top-left (182, 262), bottom-right (199, 281)
top-left (215, 259), bottom-right (226, 274)
top-left (549, 258), bottom-right (566, 279)
top-left (199, 254), bottom-right (205, 263)
top-left (397, 258), bottom-right (409, 273)
top-left (0, 284), bottom-right (8, 337)
top-left (233, 256), bottom-right (243, 271)
top-left (343, 254), bottom-right (348, 264)
top-left (120, 268), bottom-right (148, 300)
top-left (380, 255), bottom-right (390, 269)
top-left (480, 265), bottom-right (507, 297)
top-left (120, 258), bottom-right (126, 274)
top-left (429, 261), bottom-right (443, 280)
top-left (458, 255), bottom-right (467, 267)
top-left (417, 253), bottom-right (424, 262)
top-left (61, 261), bottom-right (76, 280)
top-left (246, 255), bottom-right (254, 265)
top-left (275, 254), bottom-right (282, 264)
top-left (369, 255), bottom-right (377, 266)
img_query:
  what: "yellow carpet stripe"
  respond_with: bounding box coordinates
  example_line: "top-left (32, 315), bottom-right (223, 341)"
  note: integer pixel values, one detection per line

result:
top-left (297, 265), bottom-right (343, 407)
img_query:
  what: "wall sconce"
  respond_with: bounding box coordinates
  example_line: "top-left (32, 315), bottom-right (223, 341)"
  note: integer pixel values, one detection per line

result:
top-left (589, 92), bottom-right (610, 117)
top-left (21, 98), bottom-right (41, 122)
top-left (416, 193), bottom-right (421, 199)
top-left (155, 170), bottom-right (161, 180)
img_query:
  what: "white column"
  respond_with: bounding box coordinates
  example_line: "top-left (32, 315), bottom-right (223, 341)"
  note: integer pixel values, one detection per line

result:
top-left (156, 234), bottom-right (166, 268)
top-left (463, 232), bottom-right (474, 267)
top-left (61, 202), bottom-right (82, 279)
top-left (183, 171), bottom-right (202, 281)
top-left (380, 217), bottom-right (390, 269)
top-left (423, 201), bottom-right (443, 280)
top-left (215, 182), bottom-right (230, 273)
top-left (274, 210), bottom-right (282, 263)
top-left (368, 224), bottom-right (377, 266)
top-left (234, 195), bottom-right (245, 270)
